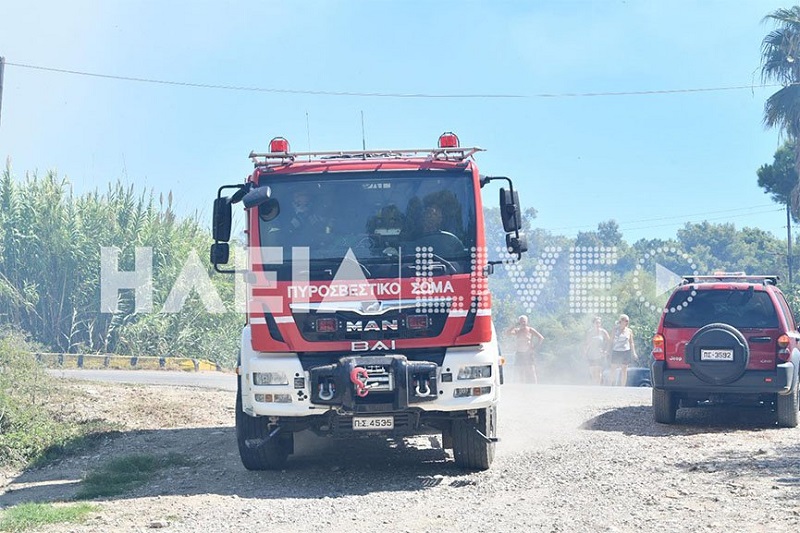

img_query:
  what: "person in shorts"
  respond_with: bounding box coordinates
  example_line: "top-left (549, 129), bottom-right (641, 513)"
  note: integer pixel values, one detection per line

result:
top-left (583, 316), bottom-right (609, 385)
top-left (506, 315), bottom-right (544, 384)
top-left (610, 314), bottom-right (637, 386)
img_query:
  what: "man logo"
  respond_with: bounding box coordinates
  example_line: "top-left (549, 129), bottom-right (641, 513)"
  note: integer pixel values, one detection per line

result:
top-left (346, 320), bottom-right (399, 332)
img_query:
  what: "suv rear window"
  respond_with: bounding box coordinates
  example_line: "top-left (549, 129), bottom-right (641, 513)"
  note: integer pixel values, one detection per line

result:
top-left (663, 289), bottom-right (779, 329)
top-left (776, 292), bottom-right (796, 330)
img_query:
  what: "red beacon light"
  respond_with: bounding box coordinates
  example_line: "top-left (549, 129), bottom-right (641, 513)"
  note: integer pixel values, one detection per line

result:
top-left (438, 132), bottom-right (460, 148)
top-left (269, 137), bottom-right (290, 153)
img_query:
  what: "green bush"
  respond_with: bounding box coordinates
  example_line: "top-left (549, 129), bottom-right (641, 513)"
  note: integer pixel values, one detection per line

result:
top-left (0, 333), bottom-right (112, 467)
top-left (0, 333), bottom-right (48, 464)
top-left (75, 452), bottom-right (193, 500)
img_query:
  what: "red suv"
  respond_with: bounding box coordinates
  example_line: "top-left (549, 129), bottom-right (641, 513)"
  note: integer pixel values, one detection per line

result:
top-left (651, 274), bottom-right (800, 427)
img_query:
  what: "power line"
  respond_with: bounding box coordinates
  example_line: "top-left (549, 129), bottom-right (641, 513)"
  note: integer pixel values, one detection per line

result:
top-left (546, 206), bottom-right (785, 235)
top-left (619, 207), bottom-right (784, 232)
top-left (4, 61), bottom-right (785, 99)
top-left (550, 204), bottom-right (780, 231)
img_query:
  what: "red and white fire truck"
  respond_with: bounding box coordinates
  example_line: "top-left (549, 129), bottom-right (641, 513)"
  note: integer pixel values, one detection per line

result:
top-left (211, 132), bottom-right (526, 470)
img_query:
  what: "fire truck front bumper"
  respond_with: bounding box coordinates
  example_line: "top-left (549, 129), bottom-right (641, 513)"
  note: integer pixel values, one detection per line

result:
top-left (240, 340), bottom-right (500, 418)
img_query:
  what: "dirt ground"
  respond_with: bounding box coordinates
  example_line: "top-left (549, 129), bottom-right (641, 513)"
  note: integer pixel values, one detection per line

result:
top-left (2, 377), bottom-right (800, 532)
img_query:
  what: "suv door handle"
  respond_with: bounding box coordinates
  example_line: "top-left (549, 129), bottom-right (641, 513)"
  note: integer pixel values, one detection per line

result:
top-left (748, 336), bottom-right (772, 343)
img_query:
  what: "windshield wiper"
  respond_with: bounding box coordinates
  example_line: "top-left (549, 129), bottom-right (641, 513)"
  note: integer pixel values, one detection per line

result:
top-left (399, 253), bottom-right (457, 275)
top-left (307, 257), bottom-right (372, 278)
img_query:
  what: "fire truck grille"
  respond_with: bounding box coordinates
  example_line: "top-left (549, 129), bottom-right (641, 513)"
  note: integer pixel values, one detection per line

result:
top-left (294, 311), bottom-right (448, 342)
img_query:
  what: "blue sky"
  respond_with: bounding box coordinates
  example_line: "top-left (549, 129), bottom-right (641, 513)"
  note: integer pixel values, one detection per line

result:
top-left (0, 0), bottom-right (793, 243)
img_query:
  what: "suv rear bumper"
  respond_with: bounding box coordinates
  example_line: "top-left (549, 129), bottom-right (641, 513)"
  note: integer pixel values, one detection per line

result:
top-left (652, 361), bottom-right (795, 395)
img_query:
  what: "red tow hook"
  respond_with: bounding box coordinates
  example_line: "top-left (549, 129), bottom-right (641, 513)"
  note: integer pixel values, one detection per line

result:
top-left (350, 367), bottom-right (370, 397)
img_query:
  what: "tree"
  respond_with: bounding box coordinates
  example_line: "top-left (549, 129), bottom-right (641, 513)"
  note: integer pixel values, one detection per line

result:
top-left (761, 7), bottom-right (800, 218)
top-left (574, 220), bottom-right (622, 249)
top-left (0, 165), bottom-right (242, 367)
top-left (757, 140), bottom-right (799, 219)
top-left (757, 140), bottom-right (798, 282)
top-left (597, 220), bottom-right (623, 248)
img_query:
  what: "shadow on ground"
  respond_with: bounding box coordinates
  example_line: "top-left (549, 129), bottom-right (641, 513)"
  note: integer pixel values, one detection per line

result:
top-left (0, 426), bottom-right (471, 507)
top-left (670, 441), bottom-right (800, 485)
top-left (583, 403), bottom-right (784, 436)
top-left (583, 403), bottom-right (800, 494)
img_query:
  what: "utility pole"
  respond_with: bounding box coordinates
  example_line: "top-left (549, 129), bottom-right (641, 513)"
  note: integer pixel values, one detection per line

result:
top-left (0, 57), bottom-right (5, 127)
top-left (788, 203), bottom-right (793, 286)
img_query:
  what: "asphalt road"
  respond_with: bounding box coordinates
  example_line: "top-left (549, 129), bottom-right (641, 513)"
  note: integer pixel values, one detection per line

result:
top-left (48, 369), bottom-right (238, 391)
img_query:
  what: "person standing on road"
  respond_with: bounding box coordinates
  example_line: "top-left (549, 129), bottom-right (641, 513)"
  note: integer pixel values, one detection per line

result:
top-left (610, 314), bottom-right (636, 386)
top-left (506, 315), bottom-right (544, 384)
top-left (583, 316), bottom-right (609, 385)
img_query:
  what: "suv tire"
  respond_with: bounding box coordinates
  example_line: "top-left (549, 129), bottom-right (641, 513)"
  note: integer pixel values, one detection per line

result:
top-left (686, 323), bottom-right (749, 385)
top-left (653, 388), bottom-right (677, 424)
top-left (776, 385), bottom-right (799, 428)
top-left (236, 379), bottom-right (293, 470)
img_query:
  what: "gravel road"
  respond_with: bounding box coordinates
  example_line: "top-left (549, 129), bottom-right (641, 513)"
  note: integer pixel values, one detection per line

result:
top-left (3, 378), bottom-right (800, 532)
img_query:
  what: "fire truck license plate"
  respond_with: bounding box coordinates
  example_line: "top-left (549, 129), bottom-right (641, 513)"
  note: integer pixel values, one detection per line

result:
top-left (352, 416), bottom-right (394, 431)
top-left (700, 349), bottom-right (734, 361)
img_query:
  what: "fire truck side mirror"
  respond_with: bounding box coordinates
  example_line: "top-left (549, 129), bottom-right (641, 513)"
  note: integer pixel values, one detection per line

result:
top-left (210, 243), bottom-right (230, 265)
top-left (505, 232), bottom-right (528, 256)
top-left (242, 185), bottom-right (272, 209)
top-left (212, 197), bottom-right (232, 242)
top-left (499, 188), bottom-right (522, 232)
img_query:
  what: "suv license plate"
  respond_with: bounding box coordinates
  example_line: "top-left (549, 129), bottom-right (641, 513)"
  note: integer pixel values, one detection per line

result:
top-left (701, 349), bottom-right (734, 361)
top-left (352, 416), bottom-right (394, 431)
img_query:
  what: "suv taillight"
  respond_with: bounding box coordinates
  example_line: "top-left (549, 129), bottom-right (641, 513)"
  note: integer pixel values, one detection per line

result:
top-left (777, 334), bottom-right (791, 362)
top-left (652, 334), bottom-right (665, 361)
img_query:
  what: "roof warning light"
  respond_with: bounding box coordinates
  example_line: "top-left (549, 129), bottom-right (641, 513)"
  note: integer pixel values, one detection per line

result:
top-left (438, 132), bottom-right (460, 148)
top-left (269, 137), bottom-right (290, 153)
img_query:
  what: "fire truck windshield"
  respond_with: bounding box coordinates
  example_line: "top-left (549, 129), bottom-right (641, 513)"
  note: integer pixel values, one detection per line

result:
top-left (257, 170), bottom-right (477, 280)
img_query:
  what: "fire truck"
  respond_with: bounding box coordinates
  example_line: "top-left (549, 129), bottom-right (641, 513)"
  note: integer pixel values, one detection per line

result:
top-left (211, 132), bottom-right (526, 470)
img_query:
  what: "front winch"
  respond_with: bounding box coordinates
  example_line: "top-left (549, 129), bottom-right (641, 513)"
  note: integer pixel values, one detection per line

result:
top-left (309, 355), bottom-right (439, 409)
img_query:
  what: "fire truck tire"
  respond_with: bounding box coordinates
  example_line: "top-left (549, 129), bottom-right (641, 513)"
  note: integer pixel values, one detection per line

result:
top-left (653, 388), bottom-right (677, 424)
top-left (452, 406), bottom-right (496, 470)
top-left (235, 382), bottom-right (292, 470)
top-left (441, 430), bottom-right (453, 450)
top-left (776, 385), bottom-right (799, 428)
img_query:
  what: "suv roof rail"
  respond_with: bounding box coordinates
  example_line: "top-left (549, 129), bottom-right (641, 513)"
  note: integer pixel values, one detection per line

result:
top-left (681, 275), bottom-right (780, 286)
top-left (248, 146), bottom-right (485, 167)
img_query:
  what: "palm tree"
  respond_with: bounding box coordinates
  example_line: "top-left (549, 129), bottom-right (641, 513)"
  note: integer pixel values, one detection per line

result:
top-left (761, 7), bottom-right (800, 218)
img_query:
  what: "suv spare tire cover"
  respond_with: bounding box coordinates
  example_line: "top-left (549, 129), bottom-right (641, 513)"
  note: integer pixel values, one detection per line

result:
top-left (686, 323), bottom-right (749, 385)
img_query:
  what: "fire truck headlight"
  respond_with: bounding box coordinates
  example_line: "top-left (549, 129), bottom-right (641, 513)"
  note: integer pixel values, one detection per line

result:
top-left (253, 372), bottom-right (289, 386)
top-left (457, 365), bottom-right (492, 380)
top-left (254, 393), bottom-right (293, 403)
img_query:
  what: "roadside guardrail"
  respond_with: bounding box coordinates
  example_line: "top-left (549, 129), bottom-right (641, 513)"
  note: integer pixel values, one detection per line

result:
top-left (34, 353), bottom-right (222, 372)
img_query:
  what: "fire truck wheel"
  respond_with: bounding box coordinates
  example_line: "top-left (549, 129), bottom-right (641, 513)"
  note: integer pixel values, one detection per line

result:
top-left (452, 405), bottom-right (496, 470)
top-left (441, 430), bottom-right (453, 450)
top-left (236, 381), bottom-right (292, 470)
